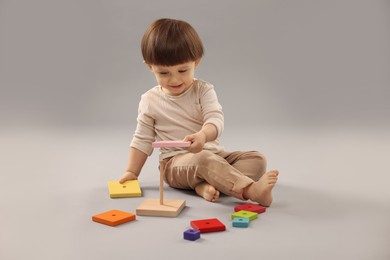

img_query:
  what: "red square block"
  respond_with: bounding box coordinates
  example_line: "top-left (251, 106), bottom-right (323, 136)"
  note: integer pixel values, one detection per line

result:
top-left (92, 209), bottom-right (136, 226)
top-left (190, 218), bottom-right (226, 233)
top-left (234, 203), bottom-right (266, 214)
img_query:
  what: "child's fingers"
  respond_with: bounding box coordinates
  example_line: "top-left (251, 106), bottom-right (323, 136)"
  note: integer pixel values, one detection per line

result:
top-left (119, 176), bottom-right (137, 183)
top-left (119, 177), bottom-right (127, 184)
top-left (183, 136), bottom-right (195, 151)
top-left (119, 172), bottom-right (137, 183)
top-left (183, 135), bottom-right (194, 142)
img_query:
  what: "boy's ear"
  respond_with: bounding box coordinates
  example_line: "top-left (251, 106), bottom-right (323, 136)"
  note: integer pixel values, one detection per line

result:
top-left (195, 59), bottom-right (201, 68)
top-left (144, 61), bottom-right (153, 71)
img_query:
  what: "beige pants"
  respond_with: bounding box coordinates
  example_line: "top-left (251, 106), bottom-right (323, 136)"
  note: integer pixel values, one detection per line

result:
top-left (159, 150), bottom-right (267, 200)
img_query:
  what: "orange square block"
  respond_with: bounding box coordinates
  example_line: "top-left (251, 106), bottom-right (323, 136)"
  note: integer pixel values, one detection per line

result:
top-left (92, 209), bottom-right (136, 226)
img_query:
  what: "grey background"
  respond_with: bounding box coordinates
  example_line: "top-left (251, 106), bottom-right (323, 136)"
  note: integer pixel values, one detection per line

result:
top-left (1, 1), bottom-right (389, 260)
top-left (1, 0), bottom-right (389, 128)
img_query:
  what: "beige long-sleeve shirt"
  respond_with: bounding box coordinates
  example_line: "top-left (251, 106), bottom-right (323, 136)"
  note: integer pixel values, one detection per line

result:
top-left (130, 79), bottom-right (224, 160)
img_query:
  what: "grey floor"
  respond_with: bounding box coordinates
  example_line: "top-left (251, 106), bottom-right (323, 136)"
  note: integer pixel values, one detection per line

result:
top-left (1, 125), bottom-right (389, 260)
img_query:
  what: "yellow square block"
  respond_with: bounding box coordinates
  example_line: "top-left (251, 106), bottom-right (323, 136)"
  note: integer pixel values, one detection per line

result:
top-left (108, 180), bottom-right (142, 198)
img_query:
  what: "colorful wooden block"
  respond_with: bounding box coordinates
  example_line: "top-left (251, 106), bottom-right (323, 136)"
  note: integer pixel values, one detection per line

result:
top-left (108, 180), bottom-right (142, 198)
top-left (190, 218), bottom-right (226, 233)
top-left (92, 209), bottom-right (136, 226)
top-left (232, 217), bottom-right (250, 228)
top-left (183, 229), bottom-right (201, 241)
top-left (234, 203), bottom-right (266, 214)
top-left (152, 140), bottom-right (191, 148)
top-left (232, 210), bottom-right (258, 221)
top-left (136, 199), bottom-right (186, 217)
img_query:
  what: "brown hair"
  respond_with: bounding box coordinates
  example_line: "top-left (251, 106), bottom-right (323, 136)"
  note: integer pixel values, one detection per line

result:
top-left (141, 18), bottom-right (204, 66)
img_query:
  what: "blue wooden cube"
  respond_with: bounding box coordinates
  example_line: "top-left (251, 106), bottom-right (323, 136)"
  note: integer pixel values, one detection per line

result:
top-left (183, 229), bottom-right (201, 241)
top-left (232, 217), bottom-right (250, 228)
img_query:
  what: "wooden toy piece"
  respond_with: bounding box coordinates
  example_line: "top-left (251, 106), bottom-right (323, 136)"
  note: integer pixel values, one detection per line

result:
top-left (232, 217), bottom-right (250, 228)
top-left (136, 198), bottom-right (186, 217)
top-left (152, 140), bottom-right (191, 148)
top-left (108, 180), bottom-right (142, 198)
top-left (92, 209), bottom-right (136, 227)
top-left (136, 168), bottom-right (186, 217)
top-left (190, 218), bottom-right (226, 233)
top-left (183, 229), bottom-right (201, 241)
top-left (232, 210), bottom-right (258, 221)
top-left (159, 165), bottom-right (164, 204)
top-left (234, 203), bottom-right (266, 214)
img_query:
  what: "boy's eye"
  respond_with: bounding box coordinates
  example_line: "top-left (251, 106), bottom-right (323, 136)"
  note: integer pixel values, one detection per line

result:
top-left (159, 72), bottom-right (169, 75)
top-left (179, 70), bottom-right (187, 73)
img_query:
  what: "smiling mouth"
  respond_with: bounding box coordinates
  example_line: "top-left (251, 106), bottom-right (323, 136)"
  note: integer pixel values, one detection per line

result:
top-left (170, 84), bottom-right (183, 89)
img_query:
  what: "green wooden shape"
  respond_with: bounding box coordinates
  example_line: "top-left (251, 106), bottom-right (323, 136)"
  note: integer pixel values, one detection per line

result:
top-left (231, 210), bottom-right (258, 221)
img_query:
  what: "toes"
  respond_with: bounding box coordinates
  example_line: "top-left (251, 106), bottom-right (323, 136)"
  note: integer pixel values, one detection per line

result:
top-left (212, 190), bottom-right (220, 202)
top-left (267, 170), bottom-right (279, 177)
top-left (202, 185), bottom-right (219, 202)
top-left (269, 177), bottom-right (278, 183)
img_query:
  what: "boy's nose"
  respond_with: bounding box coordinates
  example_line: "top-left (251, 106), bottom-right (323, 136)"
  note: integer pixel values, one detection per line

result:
top-left (169, 76), bottom-right (181, 85)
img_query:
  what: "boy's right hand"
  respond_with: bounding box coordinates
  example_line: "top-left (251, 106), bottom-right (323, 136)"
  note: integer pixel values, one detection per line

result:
top-left (119, 171), bottom-right (138, 184)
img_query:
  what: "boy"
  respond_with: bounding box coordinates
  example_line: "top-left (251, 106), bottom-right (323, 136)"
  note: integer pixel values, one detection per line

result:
top-left (119, 18), bottom-right (278, 206)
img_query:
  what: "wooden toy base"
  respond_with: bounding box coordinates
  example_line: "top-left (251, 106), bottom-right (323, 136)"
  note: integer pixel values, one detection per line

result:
top-left (136, 198), bottom-right (186, 217)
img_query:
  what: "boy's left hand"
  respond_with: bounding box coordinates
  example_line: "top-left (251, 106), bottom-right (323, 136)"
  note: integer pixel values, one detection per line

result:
top-left (183, 131), bottom-right (206, 153)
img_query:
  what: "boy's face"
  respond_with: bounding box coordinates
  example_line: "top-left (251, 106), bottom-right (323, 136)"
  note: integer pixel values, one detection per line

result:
top-left (148, 61), bottom-right (199, 96)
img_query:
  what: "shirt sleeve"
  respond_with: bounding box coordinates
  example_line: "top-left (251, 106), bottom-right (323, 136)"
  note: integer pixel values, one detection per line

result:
top-left (200, 83), bottom-right (224, 137)
top-left (130, 94), bottom-right (155, 156)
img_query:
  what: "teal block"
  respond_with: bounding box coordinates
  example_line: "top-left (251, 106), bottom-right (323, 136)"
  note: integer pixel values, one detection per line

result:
top-left (231, 210), bottom-right (258, 221)
top-left (232, 217), bottom-right (249, 228)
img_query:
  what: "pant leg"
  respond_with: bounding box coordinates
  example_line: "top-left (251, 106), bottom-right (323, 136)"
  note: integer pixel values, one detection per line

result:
top-left (160, 150), bottom-right (254, 200)
top-left (219, 151), bottom-right (267, 181)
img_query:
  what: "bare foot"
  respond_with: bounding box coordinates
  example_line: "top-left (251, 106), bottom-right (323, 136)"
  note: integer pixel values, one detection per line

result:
top-left (243, 170), bottom-right (279, 206)
top-left (195, 182), bottom-right (220, 202)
